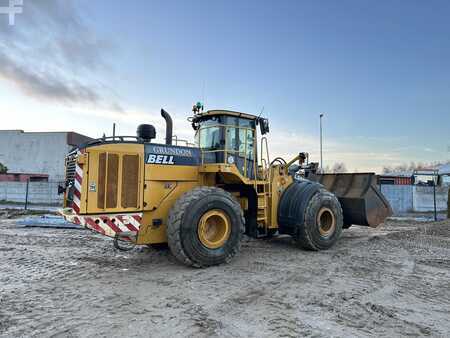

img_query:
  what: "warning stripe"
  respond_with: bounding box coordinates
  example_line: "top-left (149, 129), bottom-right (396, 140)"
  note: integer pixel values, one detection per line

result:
top-left (117, 215), bottom-right (139, 232)
top-left (73, 188), bottom-right (81, 199)
top-left (63, 212), bottom-right (143, 241)
top-left (74, 173), bottom-right (82, 184)
top-left (102, 217), bottom-right (122, 234)
top-left (129, 216), bottom-right (141, 231)
top-left (72, 202), bottom-right (80, 214)
top-left (124, 222), bottom-right (139, 232)
top-left (115, 217), bottom-right (134, 233)
top-left (85, 218), bottom-right (105, 235)
top-left (72, 162), bottom-right (83, 214)
top-left (75, 164), bottom-right (83, 177)
top-left (74, 179), bottom-right (82, 192)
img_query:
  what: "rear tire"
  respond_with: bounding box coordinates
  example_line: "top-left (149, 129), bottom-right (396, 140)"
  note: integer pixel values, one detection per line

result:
top-left (167, 186), bottom-right (244, 267)
top-left (297, 189), bottom-right (343, 250)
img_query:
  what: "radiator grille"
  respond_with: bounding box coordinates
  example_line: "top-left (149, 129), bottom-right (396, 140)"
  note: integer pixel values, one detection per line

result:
top-left (121, 154), bottom-right (139, 208)
top-left (106, 154), bottom-right (119, 208)
top-left (97, 153), bottom-right (106, 209)
top-left (65, 153), bottom-right (77, 184)
top-left (96, 152), bottom-right (138, 210)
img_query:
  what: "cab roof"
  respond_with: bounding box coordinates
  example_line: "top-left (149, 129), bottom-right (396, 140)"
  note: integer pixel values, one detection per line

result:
top-left (195, 110), bottom-right (259, 121)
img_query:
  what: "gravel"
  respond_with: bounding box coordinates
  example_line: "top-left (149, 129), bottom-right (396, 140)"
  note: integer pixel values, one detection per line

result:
top-left (0, 216), bottom-right (449, 337)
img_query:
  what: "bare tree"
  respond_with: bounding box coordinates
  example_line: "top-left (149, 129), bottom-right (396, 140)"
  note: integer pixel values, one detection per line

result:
top-left (331, 162), bottom-right (347, 173)
top-left (0, 162), bottom-right (7, 174)
top-left (382, 160), bottom-right (450, 174)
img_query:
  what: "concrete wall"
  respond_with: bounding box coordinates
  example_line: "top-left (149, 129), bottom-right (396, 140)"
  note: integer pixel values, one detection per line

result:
top-left (413, 186), bottom-right (448, 212)
top-left (0, 130), bottom-right (71, 181)
top-left (381, 184), bottom-right (449, 215)
top-left (380, 184), bottom-right (413, 214)
top-left (0, 181), bottom-right (62, 205)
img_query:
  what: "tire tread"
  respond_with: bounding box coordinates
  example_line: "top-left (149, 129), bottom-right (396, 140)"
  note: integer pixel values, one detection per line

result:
top-left (167, 186), bottom-right (244, 267)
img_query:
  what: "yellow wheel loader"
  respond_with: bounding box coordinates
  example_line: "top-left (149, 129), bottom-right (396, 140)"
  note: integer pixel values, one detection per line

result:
top-left (59, 105), bottom-right (392, 267)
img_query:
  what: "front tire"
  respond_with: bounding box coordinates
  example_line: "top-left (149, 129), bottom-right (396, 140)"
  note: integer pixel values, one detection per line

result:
top-left (167, 186), bottom-right (244, 267)
top-left (297, 189), bottom-right (343, 250)
top-left (278, 181), bottom-right (343, 250)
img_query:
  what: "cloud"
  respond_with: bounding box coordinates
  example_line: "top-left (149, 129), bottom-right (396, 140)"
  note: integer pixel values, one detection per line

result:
top-left (64, 104), bottom-right (195, 142)
top-left (0, 0), bottom-right (122, 111)
top-left (0, 50), bottom-right (102, 105)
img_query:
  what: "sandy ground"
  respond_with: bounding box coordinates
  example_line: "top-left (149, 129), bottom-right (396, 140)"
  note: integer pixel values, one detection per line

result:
top-left (0, 213), bottom-right (449, 338)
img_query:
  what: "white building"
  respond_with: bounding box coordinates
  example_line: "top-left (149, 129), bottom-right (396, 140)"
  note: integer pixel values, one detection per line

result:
top-left (0, 130), bottom-right (92, 181)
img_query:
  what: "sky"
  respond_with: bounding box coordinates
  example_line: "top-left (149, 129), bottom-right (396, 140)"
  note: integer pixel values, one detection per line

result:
top-left (0, 0), bottom-right (449, 173)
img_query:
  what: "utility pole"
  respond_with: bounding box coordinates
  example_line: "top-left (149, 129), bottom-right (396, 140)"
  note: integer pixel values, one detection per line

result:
top-left (112, 123), bottom-right (116, 140)
top-left (433, 176), bottom-right (437, 221)
top-left (447, 187), bottom-right (450, 219)
top-left (24, 178), bottom-right (29, 210)
top-left (320, 113), bottom-right (324, 171)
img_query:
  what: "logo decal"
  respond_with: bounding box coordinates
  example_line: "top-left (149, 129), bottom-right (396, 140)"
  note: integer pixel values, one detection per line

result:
top-left (151, 146), bottom-right (193, 157)
top-left (147, 154), bottom-right (175, 165)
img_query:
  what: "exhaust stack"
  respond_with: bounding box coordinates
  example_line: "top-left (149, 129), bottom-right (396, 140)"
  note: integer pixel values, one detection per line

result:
top-left (161, 109), bottom-right (173, 145)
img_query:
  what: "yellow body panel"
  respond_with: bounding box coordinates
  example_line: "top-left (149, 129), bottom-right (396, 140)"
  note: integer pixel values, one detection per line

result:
top-left (138, 163), bottom-right (201, 244)
top-left (145, 164), bottom-right (198, 181)
top-left (138, 181), bottom-right (199, 244)
top-left (268, 166), bottom-right (293, 229)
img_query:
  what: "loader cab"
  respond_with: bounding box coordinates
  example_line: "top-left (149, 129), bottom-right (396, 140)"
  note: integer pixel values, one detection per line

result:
top-left (192, 110), bottom-right (268, 179)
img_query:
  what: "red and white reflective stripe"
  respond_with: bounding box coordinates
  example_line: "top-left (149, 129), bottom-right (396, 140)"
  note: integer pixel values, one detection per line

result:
top-left (72, 161), bottom-right (83, 214)
top-left (63, 212), bottom-right (142, 241)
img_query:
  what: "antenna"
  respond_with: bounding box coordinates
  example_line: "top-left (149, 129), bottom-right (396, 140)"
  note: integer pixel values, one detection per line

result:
top-left (202, 80), bottom-right (207, 106)
top-left (257, 106), bottom-right (265, 119)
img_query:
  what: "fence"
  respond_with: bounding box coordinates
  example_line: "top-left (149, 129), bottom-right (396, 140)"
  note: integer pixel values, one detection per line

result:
top-left (380, 182), bottom-right (449, 216)
top-left (1, 178), bottom-right (448, 216)
top-left (0, 181), bottom-right (63, 207)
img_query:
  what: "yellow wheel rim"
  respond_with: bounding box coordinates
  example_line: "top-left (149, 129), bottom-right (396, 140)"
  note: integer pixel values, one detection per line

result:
top-left (317, 207), bottom-right (336, 237)
top-left (197, 209), bottom-right (231, 249)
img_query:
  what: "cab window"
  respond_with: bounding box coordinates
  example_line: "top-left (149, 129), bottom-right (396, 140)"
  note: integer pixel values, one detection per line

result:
top-left (226, 127), bottom-right (255, 159)
top-left (199, 126), bottom-right (222, 150)
top-left (225, 127), bottom-right (247, 155)
top-left (246, 129), bottom-right (254, 160)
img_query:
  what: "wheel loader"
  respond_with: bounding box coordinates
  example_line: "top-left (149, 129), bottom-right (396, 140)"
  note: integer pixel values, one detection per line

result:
top-left (59, 105), bottom-right (392, 267)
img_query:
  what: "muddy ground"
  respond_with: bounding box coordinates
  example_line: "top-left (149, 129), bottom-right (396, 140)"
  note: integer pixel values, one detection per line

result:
top-left (0, 214), bottom-right (449, 338)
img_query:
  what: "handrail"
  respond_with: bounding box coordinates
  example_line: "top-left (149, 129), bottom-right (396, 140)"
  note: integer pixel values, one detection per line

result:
top-left (261, 159), bottom-right (268, 179)
top-left (260, 137), bottom-right (270, 180)
top-left (171, 135), bottom-right (195, 147)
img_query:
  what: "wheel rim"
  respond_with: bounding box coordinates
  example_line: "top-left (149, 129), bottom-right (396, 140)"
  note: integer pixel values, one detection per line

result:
top-left (317, 207), bottom-right (336, 237)
top-left (197, 209), bottom-right (231, 249)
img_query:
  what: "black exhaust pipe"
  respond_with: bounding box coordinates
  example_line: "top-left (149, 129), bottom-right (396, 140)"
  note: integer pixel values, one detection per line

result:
top-left (161, 109), bottom-right (173, 145)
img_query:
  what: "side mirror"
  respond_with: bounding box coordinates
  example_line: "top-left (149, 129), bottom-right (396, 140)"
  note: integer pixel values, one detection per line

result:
top-left (259, 118), bottom-right (269, 135)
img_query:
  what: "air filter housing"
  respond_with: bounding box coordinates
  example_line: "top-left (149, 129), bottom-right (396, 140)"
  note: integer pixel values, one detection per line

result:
top-left (137, 124), bottom-right (156, 142)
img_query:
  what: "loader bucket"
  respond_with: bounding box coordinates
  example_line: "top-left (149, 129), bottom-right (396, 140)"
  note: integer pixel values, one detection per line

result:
top-left (309, 173), bottom-right (392, 227)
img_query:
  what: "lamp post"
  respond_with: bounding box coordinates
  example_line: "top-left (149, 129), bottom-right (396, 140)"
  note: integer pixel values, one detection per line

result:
top-left (320, 113), bottom-right (324, 171)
